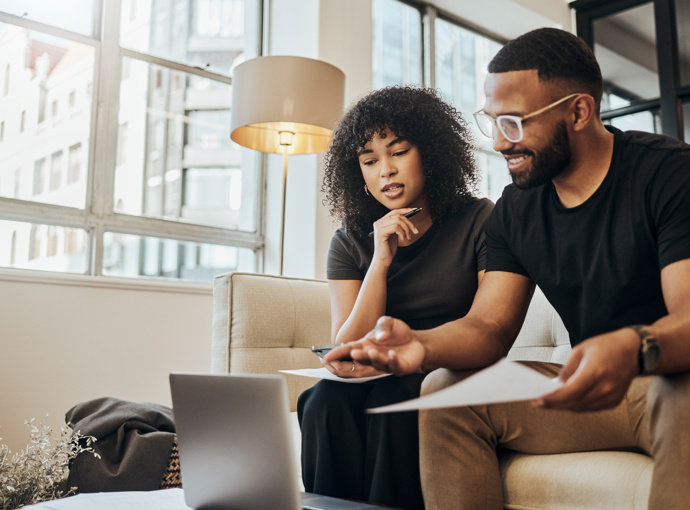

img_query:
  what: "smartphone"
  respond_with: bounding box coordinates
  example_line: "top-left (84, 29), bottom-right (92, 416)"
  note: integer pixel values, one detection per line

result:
top-left (311, 344), bottom-right (353, 361)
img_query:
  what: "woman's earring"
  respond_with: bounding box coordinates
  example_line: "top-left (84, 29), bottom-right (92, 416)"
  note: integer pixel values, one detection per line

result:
top-left (364, 184), bottom-right (370, 196)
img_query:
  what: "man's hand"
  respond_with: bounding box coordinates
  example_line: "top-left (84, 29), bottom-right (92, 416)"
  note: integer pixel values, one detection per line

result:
top-left (533, 327), bottom-right (640, 412)
top-left (324, 316), bottom-right (425, 375)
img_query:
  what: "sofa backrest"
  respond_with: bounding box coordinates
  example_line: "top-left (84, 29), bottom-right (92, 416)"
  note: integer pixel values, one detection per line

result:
top-left (212, 272), bottom-right (572, 411)
top-left (507, 286), bottom-right (571, 365)
top-left (212, 272), bottom-right (329, 411)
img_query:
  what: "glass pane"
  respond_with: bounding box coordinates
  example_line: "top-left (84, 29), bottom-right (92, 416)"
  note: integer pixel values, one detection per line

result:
top-left (0, 0), bottom-right (94, 36)
top-left (593, 3), bottom-right (659, 107)
top-left (433, 19), bottom-right (504, 202)
top-left (0, 220), bottom-right (88, 272)
top-left (0, 23), bottom-right (93, 208)
top-left (475, 150), bottom-right (512, 203)
top-left (676, 0), bottom-right (690, 87)
top-left (114, 56), bottom-right (258, 231)
top-left (372, 0), bottom-right (422, 88)
top-left (435, 19), bottom-right (501, 118)
top-left (120, 0), bottom-right (248, 76)
top-left (605, 110), bottom-right (660, 133)
top-left (103, 232), bottom-right (256, 282)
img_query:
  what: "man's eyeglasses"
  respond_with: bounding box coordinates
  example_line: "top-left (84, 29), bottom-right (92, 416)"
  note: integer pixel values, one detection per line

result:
top-left (473, 93), bottom-right (582, 143)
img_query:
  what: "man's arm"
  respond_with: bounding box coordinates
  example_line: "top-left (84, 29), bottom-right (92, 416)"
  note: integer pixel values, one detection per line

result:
top-left (536, 258), bottom-right (690, 412)
top-left (325, 271), bottom-right (535, 374)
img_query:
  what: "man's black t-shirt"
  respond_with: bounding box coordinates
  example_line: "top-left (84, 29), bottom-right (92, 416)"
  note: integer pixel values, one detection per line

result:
top-left (486, 127), bottom-right (690, 346)
top-left (328, 198), bottom-right (493, 331)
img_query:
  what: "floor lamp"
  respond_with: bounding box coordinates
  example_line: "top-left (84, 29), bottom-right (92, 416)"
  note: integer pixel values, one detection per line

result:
top-left (230, 56), bottom-right (345, 275)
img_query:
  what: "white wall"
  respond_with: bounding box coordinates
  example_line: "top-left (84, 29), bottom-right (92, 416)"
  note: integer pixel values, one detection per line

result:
top-left (0, 270), bottom-right (212, 452)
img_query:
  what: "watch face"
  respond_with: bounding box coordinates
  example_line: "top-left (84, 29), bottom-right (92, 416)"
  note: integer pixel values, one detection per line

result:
top-left (642, 339), bottom-right (661, 372)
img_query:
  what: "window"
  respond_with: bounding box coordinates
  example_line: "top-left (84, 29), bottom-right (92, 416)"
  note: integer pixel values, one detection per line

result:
top-left (372, 1), bottom-right (508, 201)
top-left (573, 0), bottom-right (690, 141)
top-left (13, 168), bottom-right (20, 198)
top-left (49, 151), bottom-right (63, 191)
top-left (67, 143), bottom-right (81, 185)
top-left (372, 0), bottom-right (423, 89)
top-left (28, 224), bottom-right (42, 260)
top-left (47, 226), bottom-right (59, 257)
top-left (32, 158), bottom-right (46, 196)
top-left (0, 0), bottom-right (262, 282)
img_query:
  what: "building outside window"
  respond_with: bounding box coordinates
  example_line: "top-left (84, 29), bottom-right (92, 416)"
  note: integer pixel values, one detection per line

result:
top-left (0, 0), bottom-right (262, 281)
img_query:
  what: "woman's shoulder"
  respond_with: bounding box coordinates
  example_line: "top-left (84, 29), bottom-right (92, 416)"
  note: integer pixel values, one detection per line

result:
top-left (445, 196), bottom-right (494, 223)
top-left (329, 224), bottom-right (371, 255)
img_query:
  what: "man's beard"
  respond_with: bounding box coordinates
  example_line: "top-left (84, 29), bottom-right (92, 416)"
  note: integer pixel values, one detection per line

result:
top-left (505, 121), bottom-right (571, 189)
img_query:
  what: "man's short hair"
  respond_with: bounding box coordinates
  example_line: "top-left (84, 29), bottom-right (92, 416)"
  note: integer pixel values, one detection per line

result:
top-left (488, 28), bottom-right (603, 106)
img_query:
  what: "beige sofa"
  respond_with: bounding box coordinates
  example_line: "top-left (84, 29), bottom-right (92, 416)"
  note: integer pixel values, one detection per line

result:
top-left (211, 272), bottom-right (653, 509)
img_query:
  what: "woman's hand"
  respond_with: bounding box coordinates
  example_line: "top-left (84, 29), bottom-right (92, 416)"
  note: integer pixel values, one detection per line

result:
top-left (371, 208), bottom-right (420, 265)
top-left (321, 357), bottom-right (386, 379)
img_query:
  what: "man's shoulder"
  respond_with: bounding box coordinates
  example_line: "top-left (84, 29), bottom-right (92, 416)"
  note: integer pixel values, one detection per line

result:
top-left (493, 183), bottom-right (544, 213)
top-left (616, 128), bottom-right (690, 154)
top-left (612, 129), bottom-right (690, 185)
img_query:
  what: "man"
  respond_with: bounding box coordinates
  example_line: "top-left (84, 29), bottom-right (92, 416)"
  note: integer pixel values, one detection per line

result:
top-left (326, 28), bottom-right (690, 509)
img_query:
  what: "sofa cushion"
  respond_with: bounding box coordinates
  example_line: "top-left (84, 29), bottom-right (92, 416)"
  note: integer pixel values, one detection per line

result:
top-left (212, 273), bottom-right (329, 411)
top-left (500, 450), bottom-right (653, 510)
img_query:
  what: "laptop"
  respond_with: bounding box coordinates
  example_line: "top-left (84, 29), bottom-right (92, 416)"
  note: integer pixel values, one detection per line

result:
top-left (169, 372), bottom-right (387, 510)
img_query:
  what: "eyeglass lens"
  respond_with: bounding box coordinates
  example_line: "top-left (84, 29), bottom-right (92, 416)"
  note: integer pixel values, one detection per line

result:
top-left (475, 113), bottom-right (523, 143)
top-left (475, 114), bottom-right (495, 138)
top-left (498, 117), bottom-right (521, 142)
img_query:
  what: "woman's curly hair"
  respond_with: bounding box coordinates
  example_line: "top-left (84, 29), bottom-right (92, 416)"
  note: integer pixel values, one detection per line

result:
top-left (322, 86), bottom-right (479, 237)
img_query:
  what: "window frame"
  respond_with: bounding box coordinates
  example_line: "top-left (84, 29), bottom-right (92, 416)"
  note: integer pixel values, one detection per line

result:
top-left (572, 0), bottom-right (690, 141)
top-left (0, 0), bottom-right (265, 280)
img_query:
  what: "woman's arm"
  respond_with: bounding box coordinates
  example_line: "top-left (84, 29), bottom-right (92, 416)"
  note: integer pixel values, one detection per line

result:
top-left (330, 209), bottom-right (422, 344)
top-left (329, 258), bottom-right (389, 344)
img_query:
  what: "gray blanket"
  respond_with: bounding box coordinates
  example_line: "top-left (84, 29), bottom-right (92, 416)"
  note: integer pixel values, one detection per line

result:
top-left (65, 397), bottom-right (175, 492)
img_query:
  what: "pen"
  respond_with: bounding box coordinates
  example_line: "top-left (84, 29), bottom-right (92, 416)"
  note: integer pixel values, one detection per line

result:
top-left (368, 208), bottom-right (422, 237)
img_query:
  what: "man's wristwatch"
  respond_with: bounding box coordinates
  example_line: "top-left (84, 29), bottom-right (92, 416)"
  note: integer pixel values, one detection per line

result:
top-left (627, 325), bottom-right (660, 375)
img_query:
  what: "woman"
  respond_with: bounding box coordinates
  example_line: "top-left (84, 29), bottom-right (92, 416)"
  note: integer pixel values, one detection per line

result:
top-left (297, 86), bottom-right (492, 509)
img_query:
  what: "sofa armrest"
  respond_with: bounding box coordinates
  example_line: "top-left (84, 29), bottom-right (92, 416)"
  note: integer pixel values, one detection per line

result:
top-left (211, 272), bottom-right (331, 411)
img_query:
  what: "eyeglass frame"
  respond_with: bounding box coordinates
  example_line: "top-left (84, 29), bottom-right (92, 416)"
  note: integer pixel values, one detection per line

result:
top-left (473, 93), bottom-right (583, 143)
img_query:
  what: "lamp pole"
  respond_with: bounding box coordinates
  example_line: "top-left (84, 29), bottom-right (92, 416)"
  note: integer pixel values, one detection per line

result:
top-left (278, 131), bottom-right (294, 275)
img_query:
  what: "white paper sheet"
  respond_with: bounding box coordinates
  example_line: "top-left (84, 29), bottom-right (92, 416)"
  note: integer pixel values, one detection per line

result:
top-left (368, 358), bottom-right (562, 413)
top-left (21, 488), bottom-right (192, 510)
top-left (280, 367), bottom-right (392, 383)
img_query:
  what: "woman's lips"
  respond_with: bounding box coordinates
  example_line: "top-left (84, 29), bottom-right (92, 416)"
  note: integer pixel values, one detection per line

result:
top-left (382, 183), bottom-right (404, 199)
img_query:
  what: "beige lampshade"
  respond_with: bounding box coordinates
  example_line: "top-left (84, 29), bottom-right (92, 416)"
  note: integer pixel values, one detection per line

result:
top-left (230, 56), bottom-right (345, 155)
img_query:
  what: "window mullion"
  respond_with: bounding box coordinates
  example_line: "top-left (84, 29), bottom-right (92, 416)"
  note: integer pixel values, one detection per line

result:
top-left (89, 0), bottom-right (122, 275)
top-left (104, 213), bottom-right (263, 250)
top-left (423, 5), bottom-right (436, 88)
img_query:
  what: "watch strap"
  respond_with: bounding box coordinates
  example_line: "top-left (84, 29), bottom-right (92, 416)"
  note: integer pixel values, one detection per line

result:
top-left (627, 324), bottom-right (655, 375)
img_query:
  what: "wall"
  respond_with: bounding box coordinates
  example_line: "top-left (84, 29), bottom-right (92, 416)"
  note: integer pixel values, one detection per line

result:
top-left (0, 270), bottom-right (212, 452)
